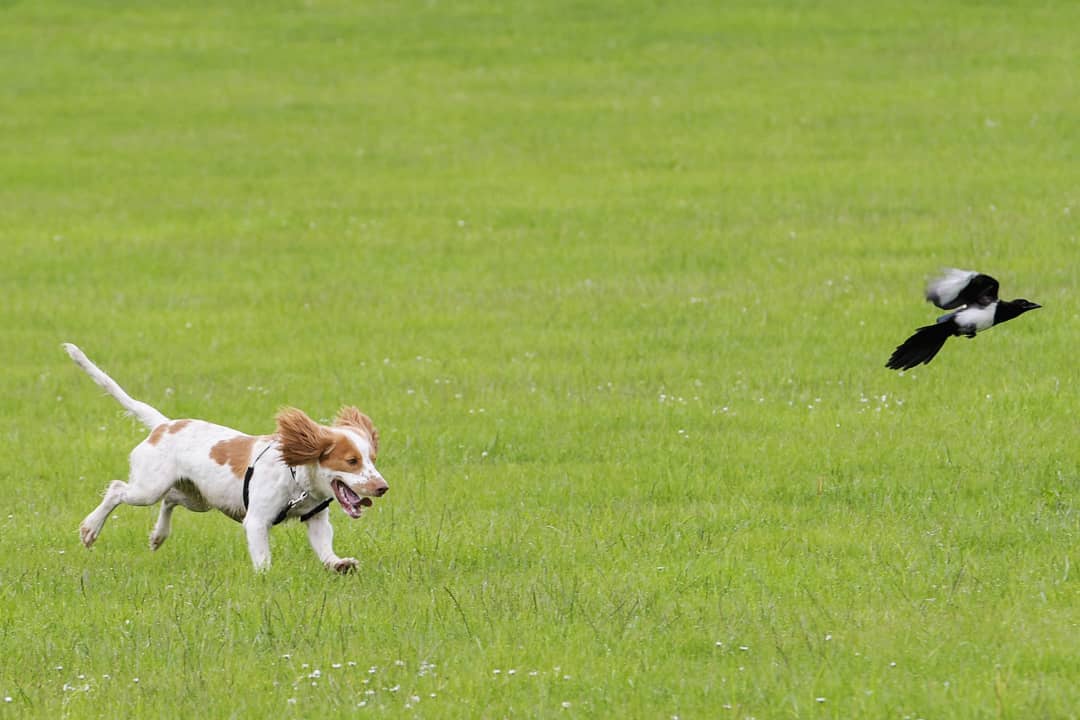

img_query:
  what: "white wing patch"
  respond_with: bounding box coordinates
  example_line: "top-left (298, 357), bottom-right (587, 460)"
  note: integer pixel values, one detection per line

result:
top-left (925, 268), bottom-right (977, 309)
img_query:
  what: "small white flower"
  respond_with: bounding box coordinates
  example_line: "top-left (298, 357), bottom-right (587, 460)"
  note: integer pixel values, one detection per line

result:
top-left (561, 701), bottom-right (572, 709)
top-left (816, 697), bottom-right (826, 703)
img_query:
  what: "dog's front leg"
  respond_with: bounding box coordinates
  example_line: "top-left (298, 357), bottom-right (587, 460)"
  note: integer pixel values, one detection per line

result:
top-left (304, 510), bottom-right (358, 574)
top-left (243, 517), bottom-right (273, 571)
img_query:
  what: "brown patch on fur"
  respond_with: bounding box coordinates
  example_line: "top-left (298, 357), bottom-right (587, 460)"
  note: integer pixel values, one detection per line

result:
top-left (276, 408), bottom-right (334, 466)
top-left (167, 419), bottom-right (191, 434)
top-left (209, 435), bottom-right (258, 479)
top-left (334, 406), bottom-right (378, 459)
top-left (146, 419), bottom-right (192, 446)
top-left (147, 423), bottom-right (168, 446)
top-left (320, 433), bottom-right (365, 474)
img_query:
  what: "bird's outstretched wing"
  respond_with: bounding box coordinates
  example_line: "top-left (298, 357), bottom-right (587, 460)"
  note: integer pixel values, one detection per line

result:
top-left (925, 269), bottom-right (999, 309)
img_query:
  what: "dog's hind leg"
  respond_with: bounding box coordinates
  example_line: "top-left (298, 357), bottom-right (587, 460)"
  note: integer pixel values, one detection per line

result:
top-left (80, 480), bottom-right (129, 547)
top-left (149, 496), bottom-right (178, 550)
top-left (80, 463), bottom-right (176, 549)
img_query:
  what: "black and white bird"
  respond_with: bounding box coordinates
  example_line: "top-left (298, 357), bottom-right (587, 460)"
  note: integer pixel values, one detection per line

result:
top-left (886, 269), bottom-right (1040, 371)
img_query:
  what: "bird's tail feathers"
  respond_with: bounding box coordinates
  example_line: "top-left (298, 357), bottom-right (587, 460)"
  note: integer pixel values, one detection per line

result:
top-left (886, 323), bottom-right (953, 371)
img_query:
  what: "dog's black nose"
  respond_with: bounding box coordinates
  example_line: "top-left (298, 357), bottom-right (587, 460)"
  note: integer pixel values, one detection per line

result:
top-left (374, 485), bottom-right (388, 497)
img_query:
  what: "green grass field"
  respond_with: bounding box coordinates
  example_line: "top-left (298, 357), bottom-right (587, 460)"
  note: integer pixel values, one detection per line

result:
top-left (2, 1), bottom-right (1078, 717)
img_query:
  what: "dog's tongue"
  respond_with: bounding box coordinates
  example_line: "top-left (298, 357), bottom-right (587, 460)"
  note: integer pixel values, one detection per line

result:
top-left (333, 480), bottom-right (373, 519)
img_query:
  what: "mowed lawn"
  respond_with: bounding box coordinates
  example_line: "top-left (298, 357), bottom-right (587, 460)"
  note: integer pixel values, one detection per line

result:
top-left (2, 1), bottom-right (1078, 717)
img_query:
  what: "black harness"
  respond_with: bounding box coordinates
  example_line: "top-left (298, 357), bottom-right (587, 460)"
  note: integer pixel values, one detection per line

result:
top-left (242, 444), bottom-right (333, 525)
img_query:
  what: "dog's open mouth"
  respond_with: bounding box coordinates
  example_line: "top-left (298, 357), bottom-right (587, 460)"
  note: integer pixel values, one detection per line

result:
top-left (332, 479), bottom-right (374, 519)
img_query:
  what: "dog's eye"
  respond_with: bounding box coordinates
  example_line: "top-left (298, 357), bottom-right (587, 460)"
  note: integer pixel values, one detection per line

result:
top-left (347, 457), bottom-right (359, 466)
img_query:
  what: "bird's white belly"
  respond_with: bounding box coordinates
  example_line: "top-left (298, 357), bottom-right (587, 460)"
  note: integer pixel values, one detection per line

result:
top-left (955, 304), bottom-right (996, 332)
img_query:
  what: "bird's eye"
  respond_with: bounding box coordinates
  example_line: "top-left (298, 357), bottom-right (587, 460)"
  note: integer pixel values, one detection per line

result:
top-left (347, 457), bottom-right (359, 466)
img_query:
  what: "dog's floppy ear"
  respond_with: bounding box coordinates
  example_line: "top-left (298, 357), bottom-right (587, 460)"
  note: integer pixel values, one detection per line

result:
top-left (334, 405), bottom-right (379, 459)
top-left (276, 407), bottom-right (334, 466)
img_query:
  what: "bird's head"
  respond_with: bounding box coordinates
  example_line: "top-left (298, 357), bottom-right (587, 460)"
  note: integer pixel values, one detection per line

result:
top-left (994, 298), bottom-right (1041, 324)
top-left (1012, 299), bottom-right (1042, 313)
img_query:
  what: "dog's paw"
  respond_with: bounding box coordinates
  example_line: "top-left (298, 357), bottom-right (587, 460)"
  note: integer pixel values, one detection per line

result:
top-left (329, 557), bottom-right (359, 574)
top-left (149, 532), bottom-right (167, 551)
top-left (79, 523), bottom-right (98, 548)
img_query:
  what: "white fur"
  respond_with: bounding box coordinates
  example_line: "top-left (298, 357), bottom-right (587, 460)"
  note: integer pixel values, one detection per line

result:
top-left (925, 268), bottom-right (977, 309)
top-left (63, 343), bottom-right (168, 428)
top-left (65, 344), bottom-right (387, 573)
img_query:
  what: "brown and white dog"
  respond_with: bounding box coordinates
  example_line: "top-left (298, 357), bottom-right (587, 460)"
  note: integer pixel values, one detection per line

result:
top-left (63, 343), bottom-right (387, 572)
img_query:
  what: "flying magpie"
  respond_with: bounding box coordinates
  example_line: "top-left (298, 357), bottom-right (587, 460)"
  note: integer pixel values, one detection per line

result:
top-left (886, 269), bottom-right (1041, 371)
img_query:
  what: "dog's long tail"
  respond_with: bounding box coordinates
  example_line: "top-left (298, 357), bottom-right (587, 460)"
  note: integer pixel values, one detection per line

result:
top-left (62, 343), bottom-right (170, 429)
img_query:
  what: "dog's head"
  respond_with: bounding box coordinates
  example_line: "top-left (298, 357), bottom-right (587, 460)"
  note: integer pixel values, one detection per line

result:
top-left (275, 406), bottom-right (387, 518)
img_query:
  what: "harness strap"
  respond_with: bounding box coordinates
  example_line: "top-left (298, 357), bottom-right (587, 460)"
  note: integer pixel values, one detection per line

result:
top-left (242, 443), bottom-right (334, 525)
top-left (242, 443), bottom-right (276, 510)
top-left (299, 498), bottom-right (334, 522)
